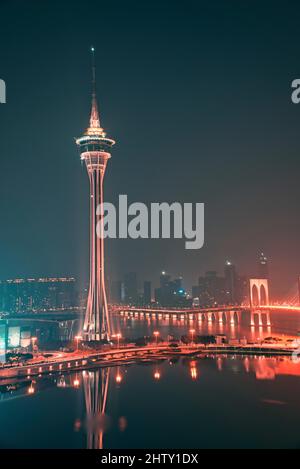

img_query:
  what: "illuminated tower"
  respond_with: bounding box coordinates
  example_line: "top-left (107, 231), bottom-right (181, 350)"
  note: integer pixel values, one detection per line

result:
top-left (76, 48), bottom-right (115, 341)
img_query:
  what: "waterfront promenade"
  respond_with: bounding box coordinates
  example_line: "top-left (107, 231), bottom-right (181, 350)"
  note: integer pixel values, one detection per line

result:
top-left (0, 339), bottom-right (298, 384)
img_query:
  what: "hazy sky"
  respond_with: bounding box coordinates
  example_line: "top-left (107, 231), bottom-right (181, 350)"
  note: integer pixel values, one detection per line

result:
top-left (0, 0), bottom-right (300, 298)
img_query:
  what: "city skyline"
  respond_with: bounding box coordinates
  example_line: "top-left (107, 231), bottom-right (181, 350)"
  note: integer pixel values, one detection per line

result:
top-left (0, 250), bottom-right (292, 302)
top-left (0, 250), bottom-right (291, 309)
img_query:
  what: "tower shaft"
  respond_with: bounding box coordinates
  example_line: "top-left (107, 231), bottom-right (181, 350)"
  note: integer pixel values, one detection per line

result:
top-left (83, 153), bottom-right (111, 341)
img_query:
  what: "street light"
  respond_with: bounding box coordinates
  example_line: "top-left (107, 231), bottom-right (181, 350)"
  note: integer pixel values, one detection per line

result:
top-left (31, 337), bottom-right (38, 355)
top-left (112, 333), bottom-right (122, 348)
top-left (73, 374), bottom-right (80, 388)
top-left (116, 368), bottom-right (122, 384)
top-left (153, 330), bottom-right (160, 346)
top-left (189, 329), bottom-right (195, 345)
top-left (75, 335), bottom-right (82, 352)
top-left (117, 333), bottom-right (122, 348)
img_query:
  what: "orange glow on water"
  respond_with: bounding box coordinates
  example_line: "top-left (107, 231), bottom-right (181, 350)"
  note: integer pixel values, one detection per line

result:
top-left (118, 416), bottom-right (128, 432)
top-left (190, 361), bottom-right (198, 380)
top-left (154, 370), bottom-right (161, 380)
top-left (28, 384), bottom-right (35, 394)
top-left (252, 357), bottom-right (300, 379)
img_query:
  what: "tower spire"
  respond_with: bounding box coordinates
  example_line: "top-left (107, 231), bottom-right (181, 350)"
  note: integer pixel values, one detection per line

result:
top-left (89, 46), bottom-right (101, 129)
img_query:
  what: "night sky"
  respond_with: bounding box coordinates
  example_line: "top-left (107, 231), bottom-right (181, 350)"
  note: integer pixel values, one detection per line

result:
top-left (0, 0), bottom-right (300, 298)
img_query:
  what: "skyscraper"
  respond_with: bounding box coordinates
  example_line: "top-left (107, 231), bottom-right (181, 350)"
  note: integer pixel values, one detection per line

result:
top-left (0, 277), bottom-right (76, 313)
top-left (155, 272), bottom-right (188, 307)
top-left (110, 280), bottom-right (122, 304)
top-left (258, 252), bottom-right (268, 279)
top-left (124, 272), bottom-right (138, 304)
top-left (143, 281), bottom-right (152, 305)
top-left (197, 271), bottom-right (226, 306)
top-left (76, 48), bottom-right (115, 341)
top-left (224, 261), bottom-right (237, 304)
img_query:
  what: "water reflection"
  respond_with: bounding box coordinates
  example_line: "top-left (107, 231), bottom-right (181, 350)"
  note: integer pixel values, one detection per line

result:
top-left (83, 368), bottom-right (110, 449)
top-left (77, 353), bottom-right (300, 448)
top-left (189, 360), bottom-right (198, 380)
top-left (199, 355), bottom-right (300, 380)
top-left (1, 353), bottom-right (300, 448)
top-left (114, 309), bottom-right (276, 343)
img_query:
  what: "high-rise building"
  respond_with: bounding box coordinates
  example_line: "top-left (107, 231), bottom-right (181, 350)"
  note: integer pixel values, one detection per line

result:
top-left (159, 271), bottom-right (171, 289)
top-left (193, 267), bottom-right (247, 306)
top-left (154, 287), bottom-right (161, 304)
top-left (236, 275), bottom-right (249, 305)
top-left (157, 271), bottom-right (171, 305)
top-left (0, 277), bottom-right (76, 313)
top-left (76, 48), bottom-right (115, 341)
top-left (192, 285), bottom-right (200, 299)
top-left (173, 277), bottom-right (183, 290)
top-left (196, 271), bottom-right (226, 306)
top-left (143, 281), bottom-right (151, 305)
top-left (124, 272), bottom-right (138, 304)
top-left (155, 272), bottom-right (189, 307)
top-left (258, 252), bottom-right (268, 279)
top-left (110, 280), bottom-right (122, 304)
top-left (224, 261), bottom-right (238, 304)
top-left (224, 261), bottom-right (247, 304)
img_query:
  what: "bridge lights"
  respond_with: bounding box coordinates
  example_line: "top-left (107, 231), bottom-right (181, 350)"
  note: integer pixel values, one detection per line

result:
top-left (154, 370), bottom-right (161, 380)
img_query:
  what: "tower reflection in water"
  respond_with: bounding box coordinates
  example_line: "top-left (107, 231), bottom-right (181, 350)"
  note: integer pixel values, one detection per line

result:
top-left (82, 368), bottom-right (110, 449)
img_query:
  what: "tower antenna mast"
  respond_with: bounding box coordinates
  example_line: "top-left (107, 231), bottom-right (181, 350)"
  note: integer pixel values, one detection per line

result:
top-left (91, 46), bottom-right (96, 98)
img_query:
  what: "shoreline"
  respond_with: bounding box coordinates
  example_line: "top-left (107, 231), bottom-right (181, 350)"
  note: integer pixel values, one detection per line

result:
top-left (0, 343), bottom-right (297, 387)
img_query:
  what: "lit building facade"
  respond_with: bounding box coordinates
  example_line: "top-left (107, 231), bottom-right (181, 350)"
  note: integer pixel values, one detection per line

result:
top-left (0, 277), bottom-right (76, 313)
